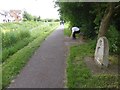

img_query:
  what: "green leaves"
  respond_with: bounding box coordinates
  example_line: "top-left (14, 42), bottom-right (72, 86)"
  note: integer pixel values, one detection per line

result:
top-left (56, 2), bottom-right (97, 38)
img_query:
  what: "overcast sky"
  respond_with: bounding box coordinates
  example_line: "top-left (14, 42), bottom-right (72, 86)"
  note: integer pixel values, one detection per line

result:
top-left (0, 0), bottom-right (59, 19)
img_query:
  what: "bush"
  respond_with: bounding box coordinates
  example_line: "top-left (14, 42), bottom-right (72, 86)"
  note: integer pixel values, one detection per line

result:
top-left (106, 25), bottom-right (120, 54)
top-left (80, 22), bottom-right (97, 39)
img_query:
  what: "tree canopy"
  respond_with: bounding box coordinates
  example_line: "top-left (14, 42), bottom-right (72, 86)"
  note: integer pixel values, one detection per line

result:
top-left (23, 11), bottom-right (41, 21)
top-left (55, 2), bottom-right (120, 54)
top-left (55, 2), bottom-right (120, 38)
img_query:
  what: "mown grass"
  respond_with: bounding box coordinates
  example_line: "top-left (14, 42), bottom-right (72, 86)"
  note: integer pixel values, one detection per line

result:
top-left (2, 22), bottom-right (58, 89)
top-left (66, 40), bottom-right (119, 88)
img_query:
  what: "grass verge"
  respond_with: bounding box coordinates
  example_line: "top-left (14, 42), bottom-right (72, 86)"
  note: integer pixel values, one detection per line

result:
top-left (64, 28), bottom-right (71, 37)
top-left (2, 25), bottom-right (57, 89)
top-left (2, 37), bottom-right (35, 63)
top-left (66, 40), bottom-right (118, 88)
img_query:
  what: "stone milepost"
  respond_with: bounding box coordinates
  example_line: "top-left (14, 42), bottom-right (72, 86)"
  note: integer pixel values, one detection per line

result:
top-left (94, 36), bottom-right (109, 67)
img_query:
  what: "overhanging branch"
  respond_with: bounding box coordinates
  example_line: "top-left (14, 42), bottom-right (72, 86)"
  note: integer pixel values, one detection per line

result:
top-left (114, 5), bottom-right (120, 11)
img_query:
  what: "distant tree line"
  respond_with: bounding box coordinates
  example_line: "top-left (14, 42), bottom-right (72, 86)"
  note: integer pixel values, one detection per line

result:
top-left (23, 11), bottom-right (60, 22)
top-left (23, 11), bottom-right (41, 21)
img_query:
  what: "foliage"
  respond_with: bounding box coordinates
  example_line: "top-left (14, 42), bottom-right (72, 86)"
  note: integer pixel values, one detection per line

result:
top-left (64, 22), bottom-right (71, 37)
top-left (37, 16), bottom-right (41, 21)
top-left (56, 2), bottom-right (120, 54)
top-left (55, 2), bottom-right (98, 38)
top-left (64, 28), bottom-right (71, 37)
top-left (23, 11), bottom-right (34, 21)
top-left (106, 25), bottom-right (120, 54)
top-left (33, 16), bottom-right (41, 22)
top-left (55, 2), bottom-right (120, 39)
top-left (2, 29), bottom-right (30, 48)
top-left (1, 22), bottom-right (40, 48)
top-left (23, 11), bottom-right (41, 21)
top-left (43, 19), bottom-right (54, 22)
top-left (2, 37), bottom-right (34, 63)
top-left (54, 19), bottom-right (60, 22)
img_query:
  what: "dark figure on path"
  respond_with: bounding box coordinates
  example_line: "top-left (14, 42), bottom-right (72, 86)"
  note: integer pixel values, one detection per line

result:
top-left (60, 21), bottom-right (64, 25)
top-left (71, 27), bottom-right (80, 39)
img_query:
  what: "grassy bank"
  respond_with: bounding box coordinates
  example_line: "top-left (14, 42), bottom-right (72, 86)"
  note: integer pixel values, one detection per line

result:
top-left (1, 22), bottom-right (58, 63)
top-left (66, 40), bottom-right (118, 88)
top-left (1, 22), bottom-right (41, 63)
top-left (2, 22), bottom-right (58, 89)
top-left (64, 23), bottom-right (71, 37)
top-left (64, 27), bottom-right (119, 88)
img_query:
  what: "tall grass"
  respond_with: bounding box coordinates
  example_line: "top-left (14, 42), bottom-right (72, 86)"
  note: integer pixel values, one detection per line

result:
top-left (1, 22), bottom-right (58, 63)
top-left (1, 22), bottom-right (34, 63)
top-left (2, 37), bottom-right (34, 62)
top-left (1, 21), bottom-right (40, 48)
top-left (2, 30), bottom-right (30, 48)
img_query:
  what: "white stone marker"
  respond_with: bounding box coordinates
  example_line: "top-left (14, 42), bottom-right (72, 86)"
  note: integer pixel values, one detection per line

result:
top-left (94, 36), bottom-right (109, 67)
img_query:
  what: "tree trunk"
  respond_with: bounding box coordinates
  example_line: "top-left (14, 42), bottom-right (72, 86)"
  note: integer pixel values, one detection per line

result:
top-left (98, 3), bottom-right (114, 38)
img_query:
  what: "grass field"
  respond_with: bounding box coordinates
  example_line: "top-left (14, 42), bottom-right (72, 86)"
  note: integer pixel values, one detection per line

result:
top-left (1, 21), bottom-right (59, 89)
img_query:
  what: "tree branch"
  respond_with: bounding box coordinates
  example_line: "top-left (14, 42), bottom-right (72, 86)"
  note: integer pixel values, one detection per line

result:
top-left (114, 5), bottom-right (120, 11)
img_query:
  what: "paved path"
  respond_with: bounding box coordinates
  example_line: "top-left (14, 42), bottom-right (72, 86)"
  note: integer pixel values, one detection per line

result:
top-left (9, 25), bottom-right (66, 88)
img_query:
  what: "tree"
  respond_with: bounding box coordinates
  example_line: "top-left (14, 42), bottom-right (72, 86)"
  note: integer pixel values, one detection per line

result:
top-left (23, 11), bottom-right (34, 21)
top-left (33, 16), bottom-right (37, 21)
top-left (55, 2), bottom-right (97, 38)
top-left (37, 16), bottom-right (41, 21)
top-left (55, 2), bottom-right (120, 39)
top-left (98, 2), bottom-right (120, 38)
